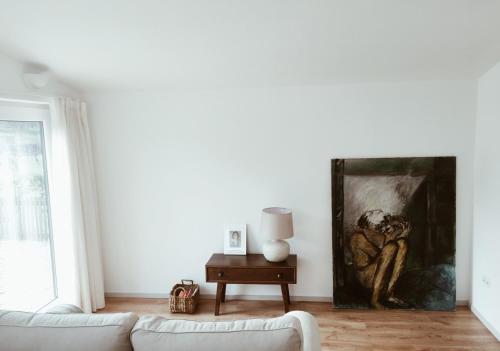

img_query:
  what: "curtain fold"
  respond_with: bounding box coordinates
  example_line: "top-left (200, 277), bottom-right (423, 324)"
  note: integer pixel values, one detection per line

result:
top-left (49, 97), bottom-right (105, 313)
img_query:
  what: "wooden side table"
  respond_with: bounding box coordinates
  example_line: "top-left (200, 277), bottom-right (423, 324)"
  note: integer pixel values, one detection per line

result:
top-left (205, 253), bottom-right (297, 316)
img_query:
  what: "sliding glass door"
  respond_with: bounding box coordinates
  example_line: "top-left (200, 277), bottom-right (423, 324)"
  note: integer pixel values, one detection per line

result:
top-left (0, 103), bottom-right (57, 311)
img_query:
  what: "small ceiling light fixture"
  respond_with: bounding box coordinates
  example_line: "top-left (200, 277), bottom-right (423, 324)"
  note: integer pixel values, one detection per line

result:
top-left (23, 63), bottom-right (50, 89)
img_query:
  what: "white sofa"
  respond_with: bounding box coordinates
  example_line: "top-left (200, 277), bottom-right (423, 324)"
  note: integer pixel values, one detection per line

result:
top-left (0, 305), bottom-right (321, 351)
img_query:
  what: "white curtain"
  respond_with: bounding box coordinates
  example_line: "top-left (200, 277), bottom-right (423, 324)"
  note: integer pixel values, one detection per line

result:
top-left (48, 97), bottom-right (105, 313)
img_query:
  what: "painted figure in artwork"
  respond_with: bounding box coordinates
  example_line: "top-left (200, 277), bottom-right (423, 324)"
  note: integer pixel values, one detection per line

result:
top-left (350, 210), bottom-right (410, 309)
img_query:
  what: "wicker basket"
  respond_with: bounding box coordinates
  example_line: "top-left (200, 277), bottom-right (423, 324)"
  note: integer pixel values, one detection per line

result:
top-left (169, 280), bottom-right (200, 314)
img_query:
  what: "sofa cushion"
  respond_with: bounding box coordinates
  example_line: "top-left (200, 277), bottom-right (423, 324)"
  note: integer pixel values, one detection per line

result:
top-left (45, 304), bottom-right (84, 314)
top-left (131, 314), bottom-right (303, 351)
top-left (0, 309), bottom-right (138, 351)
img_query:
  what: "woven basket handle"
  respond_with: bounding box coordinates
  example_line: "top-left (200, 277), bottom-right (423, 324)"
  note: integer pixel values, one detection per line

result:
top-left (181, 280), bottom-right (194, 286)
top-left (172, 286), bottom-right (186, 296)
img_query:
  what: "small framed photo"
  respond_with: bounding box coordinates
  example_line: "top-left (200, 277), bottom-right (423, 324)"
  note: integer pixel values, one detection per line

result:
top-left (224, 224), bottom-right (247, 255)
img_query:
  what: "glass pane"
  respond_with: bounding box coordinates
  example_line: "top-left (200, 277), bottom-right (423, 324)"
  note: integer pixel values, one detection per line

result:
top-left (0, 120), bottom-right (56, 311)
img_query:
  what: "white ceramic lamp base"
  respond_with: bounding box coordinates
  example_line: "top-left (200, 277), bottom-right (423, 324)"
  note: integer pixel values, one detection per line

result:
top-left (263, 239), bottom-right (290, 262)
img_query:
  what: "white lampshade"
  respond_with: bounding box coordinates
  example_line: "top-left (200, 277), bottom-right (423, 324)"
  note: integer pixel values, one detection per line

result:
top-left (260, 207), bottom-right (294, 240)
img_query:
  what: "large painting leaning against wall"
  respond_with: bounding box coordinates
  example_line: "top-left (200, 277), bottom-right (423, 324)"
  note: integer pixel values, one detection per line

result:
top-left (332, 157), bottom-right (456, 310)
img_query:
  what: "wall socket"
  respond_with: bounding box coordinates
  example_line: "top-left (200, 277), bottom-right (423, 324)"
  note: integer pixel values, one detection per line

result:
top-left (482, 276), bottom-right (491, 288)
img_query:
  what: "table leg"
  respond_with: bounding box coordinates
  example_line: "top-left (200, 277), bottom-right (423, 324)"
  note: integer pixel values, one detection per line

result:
top-left (285, 284), bottom-right (291, 305)
top-left (221, 283), bottom-right (226, 303)
top-left (215, 283), bottom-right (224, 316)
top-left (281, 284), bottom-right (290, 313)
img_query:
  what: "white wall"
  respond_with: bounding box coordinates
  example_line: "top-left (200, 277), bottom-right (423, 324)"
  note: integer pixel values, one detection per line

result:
top-left (0, 52), bottom-right (77, 97)
top-left (86, 80), bottom-right (475, 301)
top-left (472, 62), bottom-right (500, 340)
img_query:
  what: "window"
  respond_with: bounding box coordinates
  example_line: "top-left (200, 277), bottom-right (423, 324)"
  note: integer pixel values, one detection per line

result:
top-left (0, 102), bottom-right (57, 311)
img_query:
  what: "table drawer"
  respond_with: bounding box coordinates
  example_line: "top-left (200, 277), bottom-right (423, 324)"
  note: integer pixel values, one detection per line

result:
top-left (206, 267), bottom-right (295, 284)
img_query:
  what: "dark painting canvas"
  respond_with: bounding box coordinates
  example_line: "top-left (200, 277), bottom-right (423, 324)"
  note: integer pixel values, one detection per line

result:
top-left (332, 157), bottom-right (456, 310)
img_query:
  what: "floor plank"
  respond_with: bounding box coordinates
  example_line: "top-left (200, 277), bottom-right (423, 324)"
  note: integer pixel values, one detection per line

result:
top-left (101, 297), bottom-right (500, 351)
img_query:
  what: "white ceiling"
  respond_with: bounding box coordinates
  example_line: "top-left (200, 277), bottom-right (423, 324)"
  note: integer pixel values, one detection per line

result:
top-left (1, 0), bottom-right (500, 92)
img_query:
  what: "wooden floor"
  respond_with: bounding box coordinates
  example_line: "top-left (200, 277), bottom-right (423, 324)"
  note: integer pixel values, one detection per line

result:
top-left (102, 297), bottom-right (500, 351)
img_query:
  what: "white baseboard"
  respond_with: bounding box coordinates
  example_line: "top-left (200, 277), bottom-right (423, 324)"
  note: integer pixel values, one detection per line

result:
top-left (105, 292), bottom-right (468, 306)
top-left (105, 292), bottom-right (171, 299)
top-left (471, 305), bottom-right (500, 341)
top-left (104, 292), bottom-right (332, 302)
top-left (199, 294), bottom-right (333, 302)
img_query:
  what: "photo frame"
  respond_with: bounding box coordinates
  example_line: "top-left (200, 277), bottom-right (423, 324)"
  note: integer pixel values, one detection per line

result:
top-left (223, 224), bottom-right (247, 255)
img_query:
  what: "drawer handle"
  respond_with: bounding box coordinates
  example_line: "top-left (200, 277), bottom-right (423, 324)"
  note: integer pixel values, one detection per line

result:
top-left (218, 272), bottom-right (224, 278)
top-left (277, 273), bottom-right (282, 279)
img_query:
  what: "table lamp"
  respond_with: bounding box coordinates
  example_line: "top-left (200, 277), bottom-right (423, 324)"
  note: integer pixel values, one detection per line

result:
top-left (260, 207), bottom-right (294, 262)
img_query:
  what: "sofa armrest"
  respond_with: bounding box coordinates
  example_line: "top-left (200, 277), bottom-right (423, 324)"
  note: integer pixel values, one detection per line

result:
top-left (45, 304), bottom-right (84, 314)
top-left (286, 311), bottom-right (321, 351)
